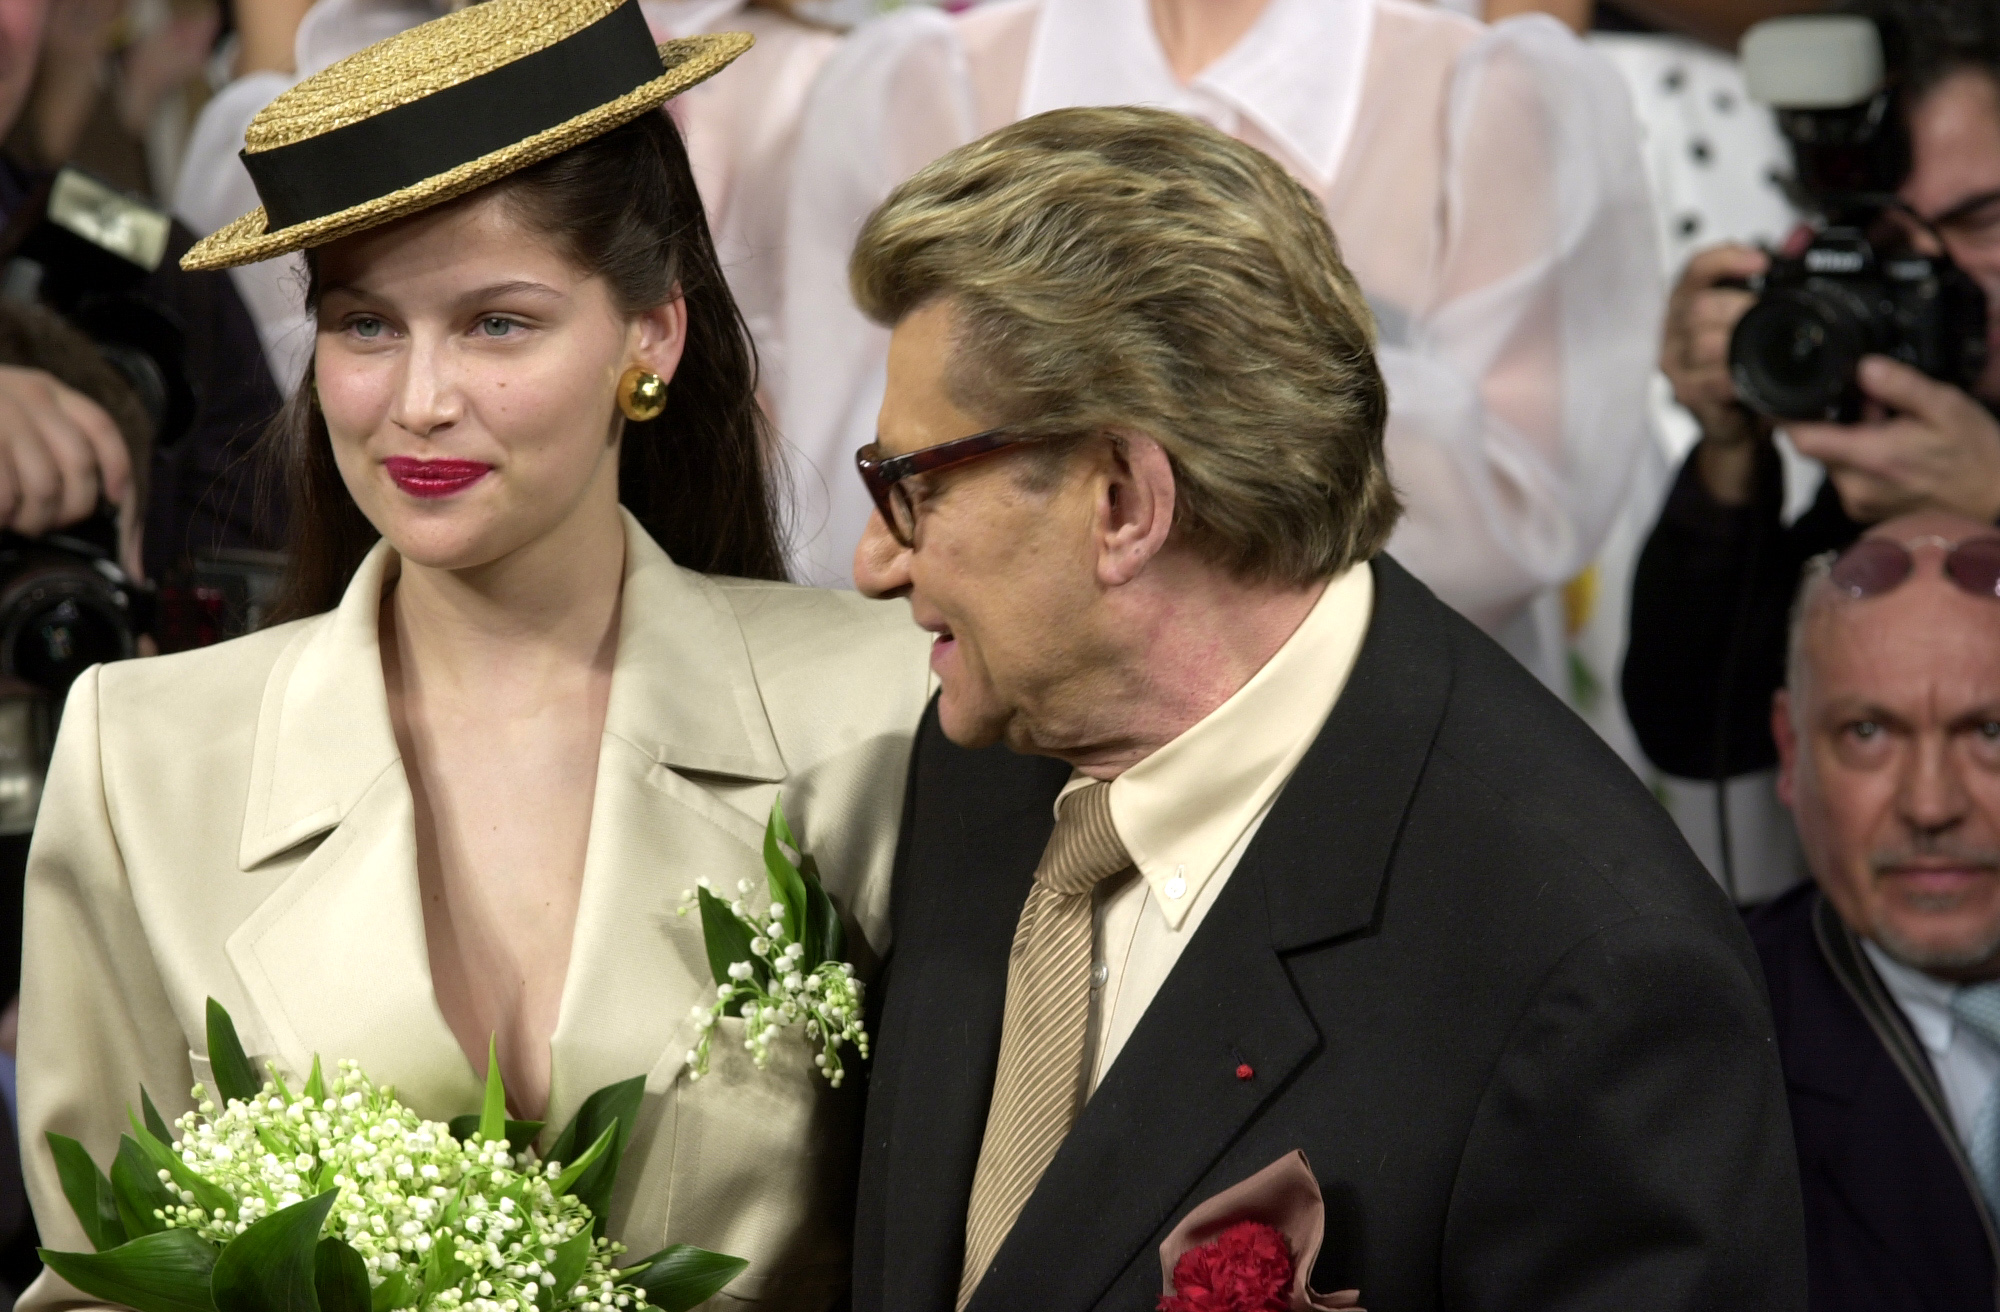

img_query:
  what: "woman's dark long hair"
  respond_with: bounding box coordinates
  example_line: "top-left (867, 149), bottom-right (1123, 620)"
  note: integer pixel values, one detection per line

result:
top-left (263, 110), bottom-right (789, 623)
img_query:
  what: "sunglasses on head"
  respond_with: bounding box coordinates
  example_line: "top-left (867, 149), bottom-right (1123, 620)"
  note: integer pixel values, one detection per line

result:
top-left (1827, 535), bottom-right (2000, 600)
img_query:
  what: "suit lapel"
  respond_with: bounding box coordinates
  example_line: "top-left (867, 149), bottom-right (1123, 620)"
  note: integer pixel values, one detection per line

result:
top-left (966, 557), bottom-right (1453, 1312)
top-left (879, 729), bottom-right (1069, 1312)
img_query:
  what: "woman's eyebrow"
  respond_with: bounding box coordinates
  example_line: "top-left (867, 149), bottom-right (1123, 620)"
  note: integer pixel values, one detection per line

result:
top-left (318, 279), bottom-right (566, 306)
top-left (457, 280), bottom-right (565, 305)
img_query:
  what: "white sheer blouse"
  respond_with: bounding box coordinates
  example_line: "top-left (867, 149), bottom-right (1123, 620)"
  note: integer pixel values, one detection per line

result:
top-left (780, 0), bottom-right (1664, 638)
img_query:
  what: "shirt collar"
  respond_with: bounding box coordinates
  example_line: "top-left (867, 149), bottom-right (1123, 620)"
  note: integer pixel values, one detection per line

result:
top-left (1056, 560), bottom-right (1374, 930)
top-left (1018, 0), bottom-right (1377, 192)
top-left (1863, 938), bottom-right (1960, 1056)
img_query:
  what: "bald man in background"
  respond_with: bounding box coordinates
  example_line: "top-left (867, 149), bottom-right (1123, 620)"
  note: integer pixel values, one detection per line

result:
top-left (1755, 509), bottom-right (2000, 1312)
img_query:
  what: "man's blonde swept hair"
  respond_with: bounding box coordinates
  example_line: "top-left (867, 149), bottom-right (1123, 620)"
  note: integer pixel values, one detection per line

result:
top-left (849, 105), bottom-right (1399, 585)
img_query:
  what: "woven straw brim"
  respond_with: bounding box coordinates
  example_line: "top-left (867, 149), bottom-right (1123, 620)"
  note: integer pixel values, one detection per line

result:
top-left (182, 32), bottom-right (751, 272)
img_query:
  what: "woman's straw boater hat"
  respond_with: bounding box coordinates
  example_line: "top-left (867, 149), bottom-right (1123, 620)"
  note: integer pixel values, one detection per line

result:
top-left (181, 0), bottom-right (750, 272)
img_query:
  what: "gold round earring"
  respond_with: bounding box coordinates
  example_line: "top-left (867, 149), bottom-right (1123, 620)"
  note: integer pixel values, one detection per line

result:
top-left (617, 367), bottom-right (667, 422)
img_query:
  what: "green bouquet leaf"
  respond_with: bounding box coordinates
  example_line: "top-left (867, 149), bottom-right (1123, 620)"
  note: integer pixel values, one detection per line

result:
top-left (209, 1190), bottom-right (338, 1312)
top-left (42, 1002), bottom-right (745, 1312)
top-left (619, 1246), bottom-right (750, 1312)
top-left (442, 1115), bottom-right (543, 1154)
top-left (762, 802), bottom-right (810, 944)
top-left (203, 999), bottom-right (261, 1107)
top-left (313, 1235), bottom-right (372, 1312)
top-left (48, 1133), bottom-right (125, 1253)
top-left (126, 1111), bottom-right (233, 1218)
top-left (695, 887), bottom-right (761, 998)
top-left (110, 1134), bottom-right (175, 1239)
top-left (40, 1226), bottom-right (218, 1312)
top-left (545, 1076), bottom-right (644, 1238)
top-left (139, 1090), bottom-right (173, 1149)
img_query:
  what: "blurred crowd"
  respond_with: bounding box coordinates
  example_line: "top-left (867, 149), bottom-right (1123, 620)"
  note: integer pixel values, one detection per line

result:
top-left (0, 0), bottom-right (1998, 1306)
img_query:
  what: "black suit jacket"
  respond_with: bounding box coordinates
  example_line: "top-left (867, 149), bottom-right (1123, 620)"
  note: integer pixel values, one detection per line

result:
top-left (854, 557), bottom-right (1807, 1312)
top-left (1749, 886), bottom-right (1998, 1312)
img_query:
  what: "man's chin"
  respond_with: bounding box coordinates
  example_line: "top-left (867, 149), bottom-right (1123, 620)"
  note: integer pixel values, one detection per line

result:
top-left (1872, 910), bottom-right (2000, 976)
top-left (935, 689), bottom-right (1007, 751)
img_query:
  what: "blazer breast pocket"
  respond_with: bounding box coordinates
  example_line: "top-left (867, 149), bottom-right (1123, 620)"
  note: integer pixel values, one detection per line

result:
top-left (661, 1019), bottom-right (861, 1309)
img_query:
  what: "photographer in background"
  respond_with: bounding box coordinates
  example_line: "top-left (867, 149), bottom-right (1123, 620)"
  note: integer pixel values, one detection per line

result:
top-left (1624, 1), bottom-right (2000, 891)
top-left (0, 0), bottom-right (280, 587)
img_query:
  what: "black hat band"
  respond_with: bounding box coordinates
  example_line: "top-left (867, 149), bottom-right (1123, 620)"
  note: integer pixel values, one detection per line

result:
top-left (241, 0), bottom-right (662, 232)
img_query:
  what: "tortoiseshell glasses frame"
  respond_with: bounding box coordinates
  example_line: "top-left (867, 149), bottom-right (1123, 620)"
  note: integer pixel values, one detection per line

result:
top-left (854, 427), bottom-right (1046, 548)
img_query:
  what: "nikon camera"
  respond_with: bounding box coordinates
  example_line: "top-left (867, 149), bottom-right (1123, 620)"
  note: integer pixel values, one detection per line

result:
top-left (1727, 15), bottom-right (1990, 422)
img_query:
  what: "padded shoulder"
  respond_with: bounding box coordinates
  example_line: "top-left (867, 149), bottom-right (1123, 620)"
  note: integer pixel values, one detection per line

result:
top-left (708, 579), bottom-right (934, 754)
top-left (91, 616), bottom-right (316, 748)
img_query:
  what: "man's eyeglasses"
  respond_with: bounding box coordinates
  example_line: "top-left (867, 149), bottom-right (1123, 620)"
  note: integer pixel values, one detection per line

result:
top-left (854, 427), bottom-right (1045, 548)
top-left (1827, 534), bottom-right (2000, 600)
top-left (1875, 187), bottom-right (2000, 256)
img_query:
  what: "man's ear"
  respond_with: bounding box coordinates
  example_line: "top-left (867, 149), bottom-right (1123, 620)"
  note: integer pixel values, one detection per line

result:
top-left (631, 294), bottom-right (689, 385)
top-left (1096, 432), bottom-right (1176, 587)
top-left (1773, 690), bottom-right (1798, 808)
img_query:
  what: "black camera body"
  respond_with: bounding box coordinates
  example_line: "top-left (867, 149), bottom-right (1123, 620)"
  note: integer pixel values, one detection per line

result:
top-left (1728, 15), bottom-right (1992, 422)
top-left (1730, 227), bottom-right (1989, 421)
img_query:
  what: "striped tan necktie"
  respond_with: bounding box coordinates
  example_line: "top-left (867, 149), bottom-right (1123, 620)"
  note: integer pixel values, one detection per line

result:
top-left (958, 781), bottom-right (1133, 1308)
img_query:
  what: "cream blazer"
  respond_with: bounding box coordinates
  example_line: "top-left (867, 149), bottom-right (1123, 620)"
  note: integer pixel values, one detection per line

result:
top-left (15, 511), bottom-right (933, 1312)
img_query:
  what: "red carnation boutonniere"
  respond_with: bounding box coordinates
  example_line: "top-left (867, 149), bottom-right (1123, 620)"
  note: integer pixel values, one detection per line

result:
top-left (1157, 1151), bottom-right (1362, 1312)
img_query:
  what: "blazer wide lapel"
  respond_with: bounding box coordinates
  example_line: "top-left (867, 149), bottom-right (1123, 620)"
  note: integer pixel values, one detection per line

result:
top-left (227, 542), bottom-right (482, 1118)
top-left (544, 516), bottom-right (787, 1178)
top-left (967, 557), bottom-right (1453, 1312)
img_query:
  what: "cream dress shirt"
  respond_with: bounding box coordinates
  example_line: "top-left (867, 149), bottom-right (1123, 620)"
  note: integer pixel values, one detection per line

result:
top-left (1060, 563), bottom-right (1374, 1092)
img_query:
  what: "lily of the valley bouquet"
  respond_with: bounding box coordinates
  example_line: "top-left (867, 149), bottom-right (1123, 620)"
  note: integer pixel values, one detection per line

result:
top-left (39, 1001), bottom-right (744, 1312)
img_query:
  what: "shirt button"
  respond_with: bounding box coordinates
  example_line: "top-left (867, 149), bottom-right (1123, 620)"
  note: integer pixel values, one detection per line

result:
top-left (1090, 962), bottom-right (1109, 989)
top-left (1164, 875), bottom-right (1187, 900)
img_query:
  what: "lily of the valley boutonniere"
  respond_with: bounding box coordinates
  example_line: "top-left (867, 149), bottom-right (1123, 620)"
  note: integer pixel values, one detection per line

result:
top-left (678, 798), bottom-right (868, 1087)
top-left (1158, 1151), bottom-right (1363, 1312)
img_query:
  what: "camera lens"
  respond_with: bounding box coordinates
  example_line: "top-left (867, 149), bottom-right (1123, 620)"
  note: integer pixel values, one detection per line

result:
top-left (0, 560), bottom-right (134, 696)
top-left (1729, 283), bottom-right (1876, 420)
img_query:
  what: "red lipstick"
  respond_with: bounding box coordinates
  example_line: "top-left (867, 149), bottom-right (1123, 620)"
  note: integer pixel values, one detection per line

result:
top-left (385, 457), bottom-right (490, 499)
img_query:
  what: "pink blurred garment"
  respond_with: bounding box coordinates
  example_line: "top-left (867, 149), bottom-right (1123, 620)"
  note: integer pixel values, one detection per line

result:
top-left (781, 0), bottom-right (1663, 668)
top-left (172, 0), bottom-right (836, 400)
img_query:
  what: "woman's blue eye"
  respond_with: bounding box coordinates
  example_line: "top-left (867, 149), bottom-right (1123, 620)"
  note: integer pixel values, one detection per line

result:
top-left (352, 317), bottom-right (384, 339)
top-left (480, 317), bottom-right (516, 338)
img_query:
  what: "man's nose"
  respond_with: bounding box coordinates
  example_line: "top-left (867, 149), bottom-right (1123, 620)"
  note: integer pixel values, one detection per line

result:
top-left (1899, 734), bottom-right (1972, 838)
top-left (853, 511), bottom-right (912, 599)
